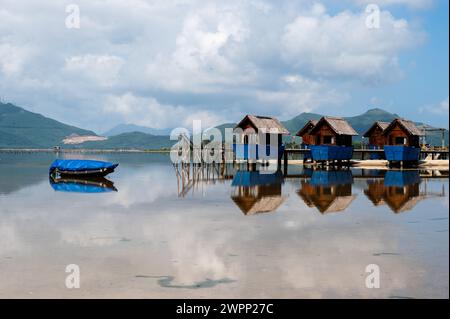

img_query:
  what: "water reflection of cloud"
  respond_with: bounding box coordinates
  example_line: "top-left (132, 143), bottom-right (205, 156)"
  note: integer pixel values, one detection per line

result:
top-left (0, 166), bottom-right (448, 298)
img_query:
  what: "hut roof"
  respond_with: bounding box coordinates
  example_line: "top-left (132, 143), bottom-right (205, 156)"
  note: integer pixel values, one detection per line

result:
top-left (382, 118), bottom-right (425, 136)
top-left (297, 189), bottom-right (356, 213)
top-left (362, 121), bottom-right (390, 137)
top-left (296, 120), bottom-right (318, 137)
top-left (321, 195), bottom-right (357, 214)
top-left (231, 195), bottom-right (286, 215)
top-left (385, 195), bottom-right (422, 213)
top-left (309, 116), bottom-right (358, 136)
top-left (234, 115), bottom-right (290, 135)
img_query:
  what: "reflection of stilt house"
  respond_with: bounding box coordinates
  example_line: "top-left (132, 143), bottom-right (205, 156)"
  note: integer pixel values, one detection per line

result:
top-left (233, 115), bottom-right (289, 161)
top-left (231, 171), bottom-right (286, 215)
top-left (298, 170), bottom-right (356, 214)
top-left (363, 171), bottom-right (445, 213)
top-left (383, 170), bottom-right (421, 213)
top-left (364, 180), bottom-right (386, 206)
top-left (384, 182), bottom-right (421, 213)
top-left (307, 117), bottom-right (358, 162)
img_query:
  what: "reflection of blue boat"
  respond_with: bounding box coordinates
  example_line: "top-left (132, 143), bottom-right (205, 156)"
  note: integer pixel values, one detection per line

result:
top-left (231, 170), bottom-right (283, 186)
top-left (49, 176), bottom-right (117, 193)
top-left (49, 159), bottom-right (119, 177)
top-left (310, 170), bottom-right (353, 186)
top-left (310, 145), bottom-right (353, 161)
top-left (384, 146), bottom-right (420, 162)
top-left (384, 170), bottom-right (421, 187)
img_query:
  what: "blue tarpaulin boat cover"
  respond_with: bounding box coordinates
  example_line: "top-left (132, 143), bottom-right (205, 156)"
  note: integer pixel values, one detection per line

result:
top-left (49, 159), bottom-right (118, 173)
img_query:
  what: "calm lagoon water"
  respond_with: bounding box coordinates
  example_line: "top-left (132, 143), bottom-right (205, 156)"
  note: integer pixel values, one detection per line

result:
top-left (0, 152), bottom-right (448, 298)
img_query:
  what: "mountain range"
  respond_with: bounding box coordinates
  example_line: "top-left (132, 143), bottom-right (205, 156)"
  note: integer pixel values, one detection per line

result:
top-left (0, 101), bottom-right (448, 149)
top-left (102, 123), bottom-right (172, 136)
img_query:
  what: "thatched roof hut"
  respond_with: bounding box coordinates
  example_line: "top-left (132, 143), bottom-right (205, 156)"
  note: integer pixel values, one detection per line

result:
top-left (383, 118), bottom-right (424, 147)
top-left (363, 122), bottom-right (390, 137)
top-left (296, 120), bottom-right (318, 145)
top-left (363, 121), bottom-right (390, 148)
top-left (308, 116), bottom-right (358, 146)
top-left (234, 115), bottom-right (290, 135)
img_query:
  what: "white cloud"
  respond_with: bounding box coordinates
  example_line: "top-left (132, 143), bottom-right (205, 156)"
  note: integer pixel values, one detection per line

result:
top-left (0, 43), bottom-right (30, 76)
top-left (281, 5), bottom-right (424, 84)
top-left (0, 1), bottom-right (430, 131)
top-left (250, 74), bottom-right (348, 118)
top-left (419, 97), bottom-right (449, 115)
top-left (145, 4), bottom-right (255, 93)
top-left (103, 92), bottom-right (225, 129)
top-left (64, 54), bottom-right (124, 87)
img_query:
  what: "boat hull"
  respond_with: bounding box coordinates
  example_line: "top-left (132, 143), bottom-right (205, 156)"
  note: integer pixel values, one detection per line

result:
top-left (56, 165), bottom-right (118, 177)
top-left (49, 160), bottom-right (119, 177)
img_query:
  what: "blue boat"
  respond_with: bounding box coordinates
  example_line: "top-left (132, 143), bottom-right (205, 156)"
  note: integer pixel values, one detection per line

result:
top-left (49, 159), bottom-right (119, 177)
top-left (310, 145), bottom-right (354, 161)
top-left (49, 176), bottom-right (117, 193)
top-left (384, 145), bottom-right (420, 162)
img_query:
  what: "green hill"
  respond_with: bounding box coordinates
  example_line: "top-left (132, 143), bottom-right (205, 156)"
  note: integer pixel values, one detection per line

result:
top-left (281, 112), bottom-right (323, 134)
top-left (66, 132), bottom-right (173, 150)
top-left (0, 101), bottom-right (447, 149)
top-left (0, 102), bottom-right (96, 148)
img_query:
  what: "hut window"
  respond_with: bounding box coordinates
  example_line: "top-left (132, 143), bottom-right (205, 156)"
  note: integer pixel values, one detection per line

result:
top-left (394, 137), bottom-right (407, 145)
top-left (323, 136), bottom-right (334, 144)
top-left (244, 135), bottom-right (249, 144)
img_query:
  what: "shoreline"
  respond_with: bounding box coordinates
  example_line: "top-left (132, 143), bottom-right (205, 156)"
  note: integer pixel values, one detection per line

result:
top-left (0, 148), bottom-right (171, 153)
top-left (1, 149), bottom-right (448, 170)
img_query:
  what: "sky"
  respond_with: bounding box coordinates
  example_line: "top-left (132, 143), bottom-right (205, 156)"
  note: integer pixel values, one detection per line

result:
top-left (0, 0), bottom-right (448, 133)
